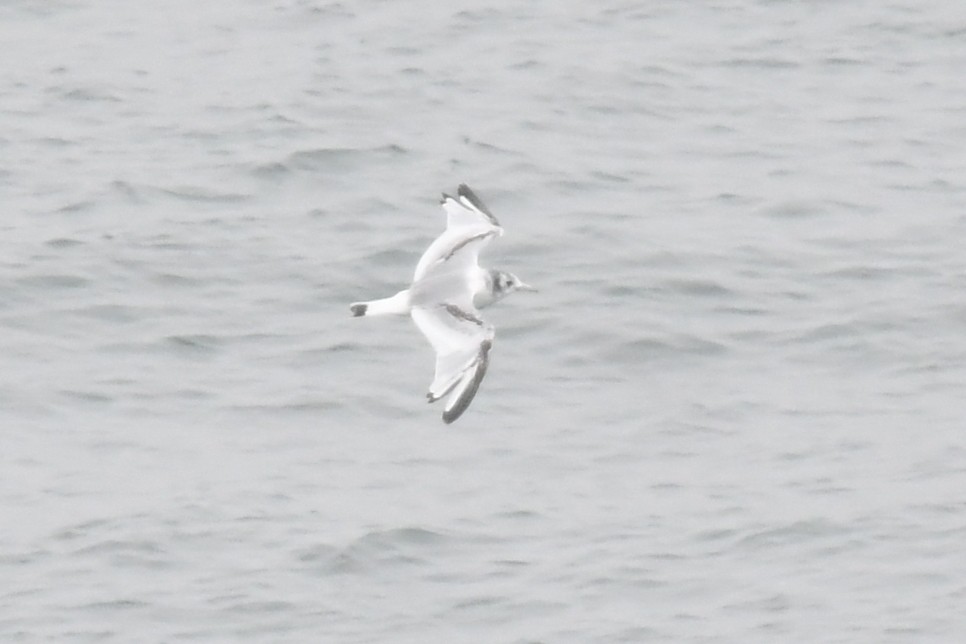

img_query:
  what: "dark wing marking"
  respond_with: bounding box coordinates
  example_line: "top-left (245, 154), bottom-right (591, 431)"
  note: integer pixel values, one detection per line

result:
top-left (440, 230), bottom-right (498, 264)
top-left (457, 184), bottom-right (500, 226)
top-left (441, 340), bottom-right (492, 424)
top-left (443, 303), bottom-right (484, 326)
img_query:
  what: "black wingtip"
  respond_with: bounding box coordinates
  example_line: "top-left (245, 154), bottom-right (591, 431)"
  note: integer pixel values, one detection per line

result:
top-left (350, 303), bottom-right (367, 317)
top-left (457, 184), bottom-right (485, 210)
top-left (456, 184), bottom-right (499, 225)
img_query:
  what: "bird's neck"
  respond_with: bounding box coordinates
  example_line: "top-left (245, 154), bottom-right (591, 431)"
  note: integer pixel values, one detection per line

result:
top-left (473, 269), bottom-right (498, 309)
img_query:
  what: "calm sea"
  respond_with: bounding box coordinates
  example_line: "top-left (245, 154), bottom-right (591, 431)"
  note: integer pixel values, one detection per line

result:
top-left (2, 1), bottom-right (965, 642)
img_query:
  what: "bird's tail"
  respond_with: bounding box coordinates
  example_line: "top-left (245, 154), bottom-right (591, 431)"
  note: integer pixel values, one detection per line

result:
top-left (349, 289), bottom-right (411, 317)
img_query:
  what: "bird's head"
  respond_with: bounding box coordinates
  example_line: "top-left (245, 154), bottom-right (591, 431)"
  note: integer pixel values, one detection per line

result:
top-left (491, 270), bottom-right (537, 300)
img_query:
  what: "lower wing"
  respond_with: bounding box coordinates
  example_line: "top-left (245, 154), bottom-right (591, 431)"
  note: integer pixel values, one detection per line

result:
top-left (411, 305), bottom-right (495, 424)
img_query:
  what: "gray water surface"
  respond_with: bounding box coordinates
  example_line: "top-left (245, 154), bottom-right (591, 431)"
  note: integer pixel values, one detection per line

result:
top-left (2, 2), bottom-right (965, 642)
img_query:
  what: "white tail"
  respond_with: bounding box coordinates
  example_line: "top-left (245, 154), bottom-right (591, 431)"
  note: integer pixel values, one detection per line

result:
top-left (350, 289), bottom-right (411, 317)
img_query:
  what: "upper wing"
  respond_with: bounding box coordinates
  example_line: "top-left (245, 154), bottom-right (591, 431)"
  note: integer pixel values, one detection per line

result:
top-left (411, 303), bottom-right (495, 424)
top-left (413, 184), bottom-right (503, 282)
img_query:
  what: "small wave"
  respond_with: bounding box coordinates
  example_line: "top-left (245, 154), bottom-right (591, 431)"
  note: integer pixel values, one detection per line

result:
top-left (721, 56), bottom-right (800, 70)
top-left (61, 87), bottom-right (121, 103)
top-left (286, 144), bottom-right (407, 173)
top-left (110, 180), bottom-right (144, 202)
top-left (736, 518), bottom-right (849, 550)
top-left (318, 527), bottom-right (449, 574)
top-left (158, 186), bottom-right (251, 203)
top-left (250, 161), bottom-right (291, 180)
top-left (165, 334), bottom-right (222, 353)
top-left (758, 200), bottom-right (826, 219)
top-left (16, 273), bottom-right (90, 289)
top-left (45, 237), bottom-right (84, 249)
top-left (76, 303), bottom-right (141, 323)
top-left (361, 526), bottom-right (445, 547)
top-left (54, 200), bottom-right (96, 214)
top-left (654, 277), bottom-right (734, 298)
top-left (78, 599), bottom-right (149, 611)
top-left (59, 389), bottom-right (113, 404)
top-left (605, 335), bottom-right (728, 363)
top-left (150, 271), bottom-right (201, 287)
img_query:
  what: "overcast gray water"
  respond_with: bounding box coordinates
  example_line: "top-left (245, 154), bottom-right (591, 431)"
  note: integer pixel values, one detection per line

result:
top-left (3, 1), bottom-right (966, 642)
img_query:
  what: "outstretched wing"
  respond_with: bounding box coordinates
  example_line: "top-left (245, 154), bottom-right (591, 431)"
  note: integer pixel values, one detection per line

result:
top-left (413, 184), bottom-right (502, 282)
top-left (411, 303), bottom-right (495, 424)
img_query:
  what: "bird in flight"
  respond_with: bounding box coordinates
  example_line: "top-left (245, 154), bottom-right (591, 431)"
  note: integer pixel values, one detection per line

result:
top-left (350, 184), bottom-right (534, 423)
